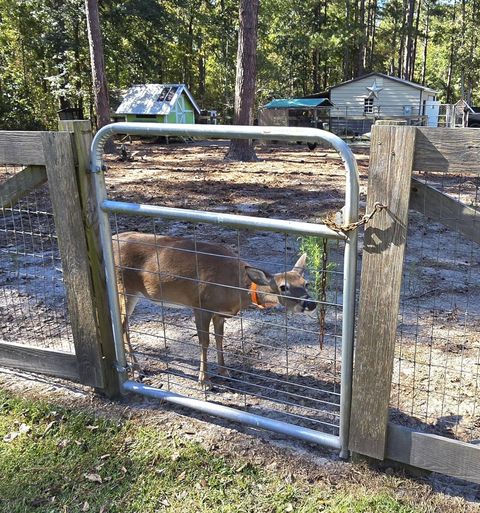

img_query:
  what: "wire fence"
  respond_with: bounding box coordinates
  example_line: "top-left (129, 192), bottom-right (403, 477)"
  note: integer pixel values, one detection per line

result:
top-left (111, 215), bottom-right (346, 436)
top-left (0, 165), bottom-right (74, 354)
top-left (392, 167), bottom-right (480, 442)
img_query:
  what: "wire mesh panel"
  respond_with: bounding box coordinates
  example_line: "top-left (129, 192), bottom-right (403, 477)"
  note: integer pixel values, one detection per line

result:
top-left (111, 215), bottom-right (346, 437)
top-left (0, 165), bottom-right (74, 353)
top-left (392, 167), bottom-right (480, 442)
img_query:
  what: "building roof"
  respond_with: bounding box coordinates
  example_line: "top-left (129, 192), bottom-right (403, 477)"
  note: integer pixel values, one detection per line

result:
top-left (329, 72), bottom-right (437, 94)
top-left (116, 84), bottom-right (201, 115)
top-left (263, 98), bottom-right (333, 109)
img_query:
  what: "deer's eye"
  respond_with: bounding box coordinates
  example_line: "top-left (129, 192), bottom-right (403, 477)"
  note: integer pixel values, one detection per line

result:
top-left (280, 284), bottom-right (288, 292)
top-left (304, 282), bottom-right (310, 289)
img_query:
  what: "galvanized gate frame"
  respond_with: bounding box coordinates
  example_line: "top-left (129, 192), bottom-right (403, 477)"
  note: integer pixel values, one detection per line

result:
top-left (90, 123), bottom-right (359, 458)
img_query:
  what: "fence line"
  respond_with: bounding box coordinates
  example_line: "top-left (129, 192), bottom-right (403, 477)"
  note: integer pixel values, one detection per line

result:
top-left (1, 122), bottom-right (479, 483)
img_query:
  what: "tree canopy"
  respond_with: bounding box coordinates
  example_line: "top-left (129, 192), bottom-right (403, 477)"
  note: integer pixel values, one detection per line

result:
top-left (1, 0), bottom-right (478, 130)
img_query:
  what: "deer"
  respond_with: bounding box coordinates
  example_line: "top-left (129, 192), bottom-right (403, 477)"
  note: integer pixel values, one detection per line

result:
top-left (113, 231), bottom-right (316, 387)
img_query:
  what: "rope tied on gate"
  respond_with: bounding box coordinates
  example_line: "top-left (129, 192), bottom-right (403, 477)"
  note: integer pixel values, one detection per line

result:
top-left (316, 202), bottom-right (386, 350)
top-left (324, 202), bottom-right (387, 234)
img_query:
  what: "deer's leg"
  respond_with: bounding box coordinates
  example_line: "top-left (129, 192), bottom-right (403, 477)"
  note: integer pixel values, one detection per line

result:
top-left (194, 309), bottom-right (213, 386)
top-left (212, 314), bottom-right (229, 377)
top-left (118, 282), bottom-right (140, 368)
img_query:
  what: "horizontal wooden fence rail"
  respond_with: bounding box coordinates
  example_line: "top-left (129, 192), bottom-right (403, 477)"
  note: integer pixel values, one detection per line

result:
top-left (414, 127), bottom-right (480, 174)
top-left (0, 132), bottom-right (47, 166)
top-left (0, 341), bottom-right (80, 382)
top-left (386, 423), bottom-right (480, 484)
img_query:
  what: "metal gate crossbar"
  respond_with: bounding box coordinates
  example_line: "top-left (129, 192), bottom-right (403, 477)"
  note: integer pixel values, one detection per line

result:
top-left (90, 123), bottom-right (359, 458)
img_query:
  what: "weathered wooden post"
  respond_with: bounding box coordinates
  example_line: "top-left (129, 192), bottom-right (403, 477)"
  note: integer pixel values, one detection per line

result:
top-left (58, 120), bottom-right (120, 397)
top-left (349, 125), bottom-right (416, 459)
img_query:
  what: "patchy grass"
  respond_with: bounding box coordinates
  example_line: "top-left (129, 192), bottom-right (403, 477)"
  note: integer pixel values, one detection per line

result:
top-left (0, 389), bottom-right (434, 512)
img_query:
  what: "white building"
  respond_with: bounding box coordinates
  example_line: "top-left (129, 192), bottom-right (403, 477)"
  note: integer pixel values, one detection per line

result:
top-left (326, 72), bottom-right (439, 134)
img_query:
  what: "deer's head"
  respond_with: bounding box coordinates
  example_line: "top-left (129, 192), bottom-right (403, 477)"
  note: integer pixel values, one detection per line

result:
top-left (246, 254), bottom-right (316, 313)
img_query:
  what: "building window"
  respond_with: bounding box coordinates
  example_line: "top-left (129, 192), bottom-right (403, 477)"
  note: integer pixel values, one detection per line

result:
top-left (364, 98), bottom-right (374, 114)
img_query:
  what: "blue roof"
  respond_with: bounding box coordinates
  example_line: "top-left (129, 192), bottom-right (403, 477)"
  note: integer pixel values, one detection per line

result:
top-left (264, 98), bottom-right (332, 109)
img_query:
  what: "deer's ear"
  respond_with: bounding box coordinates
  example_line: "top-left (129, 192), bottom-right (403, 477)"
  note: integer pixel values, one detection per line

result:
top-left (292, 253), bottom-right (307, 276)
top-left (245, 266), bottom-right (274, 286)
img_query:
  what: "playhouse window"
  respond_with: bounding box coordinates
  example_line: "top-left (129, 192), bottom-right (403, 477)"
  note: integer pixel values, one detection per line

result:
top-left (364, 98), bottom-right (374, 114)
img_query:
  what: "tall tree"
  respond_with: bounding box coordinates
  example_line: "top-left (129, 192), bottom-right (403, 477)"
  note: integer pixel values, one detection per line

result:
top-left (225, 0), bottom-right (259, 162)
top-left (403, 0), bottom-right (417, 80)
top-left (85, 0), bottom-right (110, 129)
top-left (445, 0), bottom-right (457, 103)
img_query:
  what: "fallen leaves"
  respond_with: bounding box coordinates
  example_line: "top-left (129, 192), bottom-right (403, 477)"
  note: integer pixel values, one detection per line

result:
top-left (84, 473), bottom-right (103, 484)
top-left (41, 420), bottom-right (56, 437)
top-left (3, 423), bottom-right (31, 442)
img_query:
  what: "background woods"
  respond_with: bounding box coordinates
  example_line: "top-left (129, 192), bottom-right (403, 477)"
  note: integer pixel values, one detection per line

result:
top-left (1, 0), bottom-right (479, 130)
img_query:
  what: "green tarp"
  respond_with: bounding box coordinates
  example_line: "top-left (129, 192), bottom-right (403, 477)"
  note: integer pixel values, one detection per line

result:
top-left (263, 98), bottom-right (332, 109)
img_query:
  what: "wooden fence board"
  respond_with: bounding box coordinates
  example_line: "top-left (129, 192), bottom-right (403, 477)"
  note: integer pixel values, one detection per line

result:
top-left (414, 128), bottom-right (480, 174)
top-left (0, 132), bottom-right (46, 166)
top-left (0, 341), bottom-right (79, 381)
top-left (387, 423), bottom-right (480, 484)
top-left (410, 178), bottom-right (480, 245)
top-left (0, 165), bottom-right (47, 208)
top-left (349, 126), bottom-right (416, 459)
top-left (41, 131), bottom-right (104, 388)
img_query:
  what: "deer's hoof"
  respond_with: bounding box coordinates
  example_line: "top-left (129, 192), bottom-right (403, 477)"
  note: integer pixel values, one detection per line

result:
top-left (198, 376), bottom-right (214, 391)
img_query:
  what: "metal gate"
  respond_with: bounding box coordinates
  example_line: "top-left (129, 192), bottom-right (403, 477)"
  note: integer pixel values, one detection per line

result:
top-left (90, 124), bottom-right (359, 457)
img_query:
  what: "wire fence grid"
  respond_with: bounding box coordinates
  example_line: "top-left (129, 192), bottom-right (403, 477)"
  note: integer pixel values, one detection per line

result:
top-left (392, 167), bottom-right (480, 442)
top-left (0, 165), bottom-right (74, 354)
top-left (111, 215), bottom-right (346, 436)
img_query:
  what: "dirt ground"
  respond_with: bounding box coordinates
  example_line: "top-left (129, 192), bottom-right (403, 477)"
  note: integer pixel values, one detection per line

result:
top-left (1, 139), bottom-right (479, 507)
top-left (105, 140), bottom-right (363, 438)
top-left (102, 139), bottom-right (480, 442)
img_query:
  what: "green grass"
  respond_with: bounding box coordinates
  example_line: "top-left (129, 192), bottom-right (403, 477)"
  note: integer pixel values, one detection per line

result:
top-left (0, 390), bottom-right (423, 513)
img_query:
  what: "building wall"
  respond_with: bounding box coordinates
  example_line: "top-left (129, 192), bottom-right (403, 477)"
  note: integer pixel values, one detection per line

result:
top-left (125, 114), bottom-right (162, 122)
top-left (330, 75), bottom-right (423, 117)
top-left (174, 96), bottom-right (196, 124)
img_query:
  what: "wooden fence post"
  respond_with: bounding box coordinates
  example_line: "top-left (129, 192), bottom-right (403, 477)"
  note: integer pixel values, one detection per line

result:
top-left (349, 126), bottom-right (417, 459)
top-left (59, 120), bottom-right (120, 398)
top-left (41, 131), bottom-right (105, 388)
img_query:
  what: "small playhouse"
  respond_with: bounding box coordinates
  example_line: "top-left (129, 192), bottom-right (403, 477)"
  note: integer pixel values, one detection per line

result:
top-left (116, 84), bottom-right (201, 124)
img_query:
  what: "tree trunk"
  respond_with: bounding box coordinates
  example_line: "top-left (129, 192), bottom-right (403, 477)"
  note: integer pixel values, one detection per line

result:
top-left (411, 0), bottom-right (422, 82)
top-left (85, 0), bottom-right (111, 130)
top-left (398, 0), bottom-right (407, 77)
top-left (313, 48), bottom-right (320, 92)
top-left (344, 0), bottom-right (351, 79)
top-left (356, 0), bottom-right (366, 75)
top-left (390, 13), bottom-right (398, 75)
top-left (446, 1), bottom-right (457, 103)
top-left (403, 0), bottom-right (416, 80)
top-left (225, 0), bottom-right (259, 162)
top-left (420, 2), bottom-right (430, 85)
top-left (198, 37), bottom-right (206, 102)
